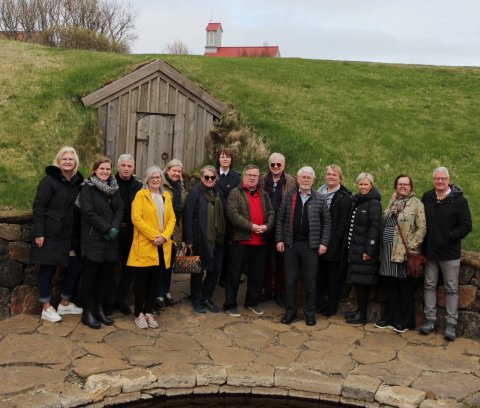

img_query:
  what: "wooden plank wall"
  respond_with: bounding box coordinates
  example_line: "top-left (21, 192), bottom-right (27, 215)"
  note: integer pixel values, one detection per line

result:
top-left (96, 70), bottom-right (219, 172)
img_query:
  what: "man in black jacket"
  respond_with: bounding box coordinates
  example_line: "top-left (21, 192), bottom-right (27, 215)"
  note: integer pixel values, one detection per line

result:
top-left (105, 154), bottom-right (142, 315)
top-left (419, 166), bottom-right (472, 341)
top-left (276, 166), bottom-right (331, 326)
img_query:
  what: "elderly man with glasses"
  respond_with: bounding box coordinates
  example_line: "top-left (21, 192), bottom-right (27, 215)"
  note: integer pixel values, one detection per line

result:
top-left (223, 164), bottom-right (275, 317)
top-left (276, 166), bottom-right (331, 326)
top-left (419, 166), bottom-right (471, 341)
top-left (258, 152), bottom-right (297, 307)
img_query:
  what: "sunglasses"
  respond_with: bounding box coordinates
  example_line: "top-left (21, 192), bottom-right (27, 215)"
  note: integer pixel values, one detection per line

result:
top-left (203, 175), bottom-right (216, 181)
top-left (270, 163), bottom-right (282, 168)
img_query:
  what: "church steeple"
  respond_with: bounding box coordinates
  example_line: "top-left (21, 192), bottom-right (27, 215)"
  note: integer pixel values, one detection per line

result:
top-left (205, 22), bottom-right (223, 54)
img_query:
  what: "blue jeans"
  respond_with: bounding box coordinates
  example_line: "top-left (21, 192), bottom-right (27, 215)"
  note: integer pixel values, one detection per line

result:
top-left (37, 255), bottom-right (82, 303)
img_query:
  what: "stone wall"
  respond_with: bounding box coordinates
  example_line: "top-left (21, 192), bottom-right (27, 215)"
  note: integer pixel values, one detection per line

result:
top-left (0, 211), bottom-right (479, 338)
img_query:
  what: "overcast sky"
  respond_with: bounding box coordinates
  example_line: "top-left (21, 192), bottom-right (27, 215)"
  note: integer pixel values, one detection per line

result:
top-left (130, 0), bottom-right (480, 66)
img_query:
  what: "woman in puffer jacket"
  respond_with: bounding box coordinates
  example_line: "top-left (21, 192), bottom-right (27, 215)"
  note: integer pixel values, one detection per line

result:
top-left (31, 146), bottom-right (84, 323)
top-left (78, 156), bottom-right (123, 329)
top-left (345, 172), bottom-right (382, 324)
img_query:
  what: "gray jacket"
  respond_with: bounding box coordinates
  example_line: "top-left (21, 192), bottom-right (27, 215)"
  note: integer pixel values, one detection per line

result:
top-left (276, 189), bottom-right (331, 250)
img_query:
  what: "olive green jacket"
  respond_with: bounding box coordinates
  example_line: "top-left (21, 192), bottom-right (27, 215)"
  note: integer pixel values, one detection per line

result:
top-left (226, 186), bottom-right (275, 243)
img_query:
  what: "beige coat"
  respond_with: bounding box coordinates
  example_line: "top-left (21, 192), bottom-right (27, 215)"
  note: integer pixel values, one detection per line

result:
top-left (389, 195), bottom-right (426, 262)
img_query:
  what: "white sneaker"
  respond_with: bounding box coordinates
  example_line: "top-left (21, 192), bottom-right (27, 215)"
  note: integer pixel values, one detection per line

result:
top-left (57, 302), bottom-right (83, 315)
top-left (41, 306), bottom-right (62, 322)
top-left (135, 313), bottom-right (148, 329)
top-left (145, 313), bottom-right (159, 328)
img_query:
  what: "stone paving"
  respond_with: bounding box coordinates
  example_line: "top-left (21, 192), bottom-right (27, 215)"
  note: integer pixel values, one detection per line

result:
top-left (0, 274), bottom-right (479, 408)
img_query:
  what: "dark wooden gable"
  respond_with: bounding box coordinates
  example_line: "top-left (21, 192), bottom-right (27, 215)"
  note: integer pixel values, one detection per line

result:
top-left (82, 59), bottom-right (226, 174)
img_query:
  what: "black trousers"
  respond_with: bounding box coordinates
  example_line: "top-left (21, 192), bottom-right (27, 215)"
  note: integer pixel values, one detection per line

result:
top-left (223, 243), bottom-right (267, 310)
top-left (134, 247), bottom-right (165, 317)
top-left (316, 259), bottom-right (342, 314)
top-left (81, 258), bottom-right (115, 312)
top-left (114, 225), bottom-right (134, 305)
top-left (380, 275), bottom-right (416, 328)
top-left (284, 241), bottom-right (319, 320)
top-left (190, 243), bottom-right (223, 304)
top-left (354, 284), bottom-right (369, 316)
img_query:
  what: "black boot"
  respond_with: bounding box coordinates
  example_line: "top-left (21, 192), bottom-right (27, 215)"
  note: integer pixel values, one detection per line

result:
top-left (94, 307), bottom-right (114, 326)
top-left (344, 309), bottom-right (359, 319)
top-left (81, 310), bottom-right (101, 329)
top-left (346, 311), bottom-right (366, 324)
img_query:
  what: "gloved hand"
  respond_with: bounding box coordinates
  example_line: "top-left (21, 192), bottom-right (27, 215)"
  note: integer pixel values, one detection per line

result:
top-left (103, 227), bottom-right (119, 241)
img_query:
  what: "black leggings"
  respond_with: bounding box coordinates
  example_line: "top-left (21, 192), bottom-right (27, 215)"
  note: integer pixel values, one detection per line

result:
top-left (134, 247), bottom-right (165, 316)
top-left (354, 284), bottom-right (369, 316)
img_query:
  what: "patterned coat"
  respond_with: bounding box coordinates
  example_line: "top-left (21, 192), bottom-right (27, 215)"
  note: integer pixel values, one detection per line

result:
top-left (388, 195), bottom-right (426, 262)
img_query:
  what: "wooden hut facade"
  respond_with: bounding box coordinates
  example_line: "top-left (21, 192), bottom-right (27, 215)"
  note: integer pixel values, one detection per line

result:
top-left (82, 59), bottom-right (226, 176)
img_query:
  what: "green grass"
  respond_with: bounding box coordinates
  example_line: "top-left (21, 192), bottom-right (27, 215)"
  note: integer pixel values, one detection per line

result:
top-left (1, 40), bottom-right (479, 249)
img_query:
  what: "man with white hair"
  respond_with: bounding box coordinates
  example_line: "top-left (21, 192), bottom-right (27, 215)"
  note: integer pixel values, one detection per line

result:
top-left (105, 154), bottom-right (142, 315)
top-left (275, 166), bottom-right (331, 326)
top-left (419, 166), bottom-right (471, 341)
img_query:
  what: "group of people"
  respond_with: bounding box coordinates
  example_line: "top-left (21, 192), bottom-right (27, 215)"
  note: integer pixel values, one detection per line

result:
top-left (31, 146), bottom-right (472, 341)
top-left (31, 149), bottom-right (183, 329)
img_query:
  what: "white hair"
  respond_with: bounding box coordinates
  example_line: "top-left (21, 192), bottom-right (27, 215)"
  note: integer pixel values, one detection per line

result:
top-left (356, 172), bottom-right (374, 185)
top-left (433, 166), bottom-right (449, 178)
top-left (143, 166), bottom-right (163, 184)
top-left (117, 153), bottom-right (135, 167)
top-left (297, 166), bottom-right (315, 179)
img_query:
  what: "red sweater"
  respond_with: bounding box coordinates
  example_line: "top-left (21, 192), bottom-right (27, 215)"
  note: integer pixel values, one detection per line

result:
top-left (239, 183), bottom-right (266, 246)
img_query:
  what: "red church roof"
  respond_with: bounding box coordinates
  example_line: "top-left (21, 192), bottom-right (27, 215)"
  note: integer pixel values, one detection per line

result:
top-left (206, 46), bottom-right (280, 58)
top-left (206, 22), bottom-right (222, 32)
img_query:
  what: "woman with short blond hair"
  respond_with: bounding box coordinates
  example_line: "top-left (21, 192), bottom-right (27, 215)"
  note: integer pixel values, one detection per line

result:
top-left (31, 146), bottom-right (84, 322)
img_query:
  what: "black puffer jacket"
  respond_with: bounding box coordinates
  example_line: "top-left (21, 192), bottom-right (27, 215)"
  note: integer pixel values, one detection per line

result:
top-left (31, 166), bottom-right (84, 267)
top-left (346, 188), bottom-right (382, 286)
top-left (276, 188), bottom-right (332, 250)
top-left (79, 179), bottom-right (123, 263)
top-left (421, 185), bottom-right (472, 261)
top-left (322, 185), bottom-right (352, 262)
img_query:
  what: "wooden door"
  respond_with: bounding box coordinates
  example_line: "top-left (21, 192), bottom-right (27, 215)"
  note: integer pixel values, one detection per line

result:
top-left (135, 113), bottom-right (175, 179)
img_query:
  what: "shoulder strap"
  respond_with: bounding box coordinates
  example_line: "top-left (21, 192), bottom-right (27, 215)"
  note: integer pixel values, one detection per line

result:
top-left (396, 225), bottom-right (410, 255)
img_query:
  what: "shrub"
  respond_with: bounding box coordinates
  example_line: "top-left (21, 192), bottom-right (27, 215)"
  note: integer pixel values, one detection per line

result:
top-left (42, 27), bottom-right (128, 53)
top-left (206, 105), bottom-right (270, 167)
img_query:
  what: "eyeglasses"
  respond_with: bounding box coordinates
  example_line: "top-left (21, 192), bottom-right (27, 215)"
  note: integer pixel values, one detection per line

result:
top-left (434, 177), bottom-right (448, 181)
top-left (397, 183), bottom-right (410, 187)
top-left (150, 176), bottom-right (161, 180)
top-left (270, 163), bottom-right (282, 168)
top-left (203, 175), bottom-right (216, 181)
top-left (245, 173), bottom-right (259, 178)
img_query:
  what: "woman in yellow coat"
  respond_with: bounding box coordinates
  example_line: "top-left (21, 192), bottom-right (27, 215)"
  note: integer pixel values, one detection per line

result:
top-left (127, 166), bottom-right (176, 329)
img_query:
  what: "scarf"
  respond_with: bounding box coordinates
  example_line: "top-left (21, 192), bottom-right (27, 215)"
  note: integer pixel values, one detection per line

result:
top-left (75, 175), bottom-right (119, 208)
top-left (263, 172), bottom-right (285, 210)
top-left (151, 191), bottom-right (165, 232)
top-left (201, 184), bottom-right (225, 245)
top-left (385, 191), bottom-right (415, 218)
top-left (89, 175), bottom-right (119, 195)
top-left (165, 174), bottom-right (183, 219)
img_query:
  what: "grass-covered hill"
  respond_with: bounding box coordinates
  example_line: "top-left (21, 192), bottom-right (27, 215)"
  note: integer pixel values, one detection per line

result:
top-left (1, 40), bottom-right (478, 249)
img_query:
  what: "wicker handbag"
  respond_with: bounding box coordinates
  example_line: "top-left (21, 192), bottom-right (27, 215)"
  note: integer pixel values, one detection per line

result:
top-left (172, 247), bottom-right (202, 274)
top-left (396, 225), bottom-right (427, 279)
